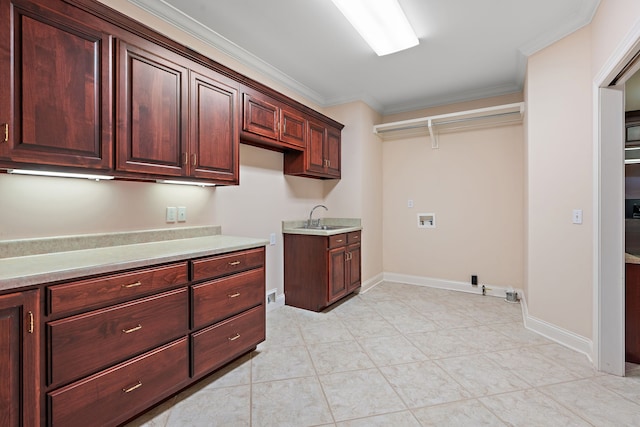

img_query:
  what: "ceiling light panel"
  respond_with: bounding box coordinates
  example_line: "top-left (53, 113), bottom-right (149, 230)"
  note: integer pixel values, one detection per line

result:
top-left (331, 0), bottom-right (419, 56)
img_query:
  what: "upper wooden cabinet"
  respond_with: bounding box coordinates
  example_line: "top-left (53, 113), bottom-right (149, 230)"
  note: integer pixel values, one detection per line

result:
top-left (241, 89), bottom-right (307, 151)
top-left (284, 118), bottom-right (342, 179)
top-left (116, 36), bottom-right (239, 183)
top-left (0, 0), bottom-right (113, 170)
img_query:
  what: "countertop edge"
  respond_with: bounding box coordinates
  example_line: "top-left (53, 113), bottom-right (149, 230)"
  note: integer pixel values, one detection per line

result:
top-left (0, 235), bottom-right (268, 293)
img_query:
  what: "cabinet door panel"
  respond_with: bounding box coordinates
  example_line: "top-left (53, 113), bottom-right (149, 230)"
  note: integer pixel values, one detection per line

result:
top-left (3, 5), bottom-right (112, 168)
top-left (190, 70), bottom-right (238, 182)
top-left (326, 127), bottom-right (341, 178)
top-left (0, 290), bottom-right (39, 427)
top-left (280, 108), bottom-right (306, 148)
top-left (347, 244), bottom-right (361, 292)
top-left (117, 39), bottom-right (188, 176)
top-left (306, 120), bottom-right (326, 174)
top-left (243, 93), bottom-right (278, 140)
top-left (328, 247), bottom-right (347, 304)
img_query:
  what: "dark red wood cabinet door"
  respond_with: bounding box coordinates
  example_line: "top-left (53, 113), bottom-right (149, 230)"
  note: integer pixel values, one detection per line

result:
top-left (1, 2), bottom-right (112, 169)
top-left (326, 126), bottom-right (341, 178)
top-left (189, 69), bottom-right (239, 182)
top-left (0, 290), bottom-right (39, 427)
top-left (116, 38), bottom-right (188, 177)
top-left (306, 119), bottom-right (326, 175)
top-left (328, 247), bottom-right (347, 304)
top-left (280, 108), bottom-right (306, 148)
top-left (242, 93), bottom-right (279, 140)
top-left (347, 243), bottom-right (361, 291)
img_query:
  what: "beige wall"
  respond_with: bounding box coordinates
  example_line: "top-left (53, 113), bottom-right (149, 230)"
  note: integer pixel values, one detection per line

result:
top-left (381, 123), bottom-right (524, 288)
top-left (525, 27), bottom-right (594, 338)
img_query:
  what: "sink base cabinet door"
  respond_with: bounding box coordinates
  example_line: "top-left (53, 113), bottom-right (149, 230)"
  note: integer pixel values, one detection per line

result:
top-left (48, 338), bottom-right (189, 427)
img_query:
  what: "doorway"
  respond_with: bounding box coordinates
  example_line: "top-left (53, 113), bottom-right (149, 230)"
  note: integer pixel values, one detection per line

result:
top-left (597, 29), bottom-right (640, 376)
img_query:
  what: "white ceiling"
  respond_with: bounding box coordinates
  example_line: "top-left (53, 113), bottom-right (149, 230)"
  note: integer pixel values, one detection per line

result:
top-left (130, 0), bottom-right (600, 115)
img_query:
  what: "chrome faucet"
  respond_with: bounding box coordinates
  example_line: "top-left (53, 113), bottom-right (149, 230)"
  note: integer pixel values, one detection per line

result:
top-left (308, 204), bottom-right (328, 227)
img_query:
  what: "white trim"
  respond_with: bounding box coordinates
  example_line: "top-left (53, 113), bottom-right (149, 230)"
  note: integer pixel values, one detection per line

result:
top-left (359, 273), bottom-right (385, 293)
top-left (383, 272), bottom-right (516, 299)
top-left (519, 293), bottom-right (593, 362)
top-left (592, 16), bottom-right (640, 375)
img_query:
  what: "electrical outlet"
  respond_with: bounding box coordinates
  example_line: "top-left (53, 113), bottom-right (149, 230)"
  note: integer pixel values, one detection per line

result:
top-left (177, 206), bottom-right (187, 222)
top-left (407, 199), bottom-right (414, 208)
top-left (572, 209), bottom-right (583, 224)
top-left (269, 233), bottom-right (276, 245)
top-left (166, 206), bottom-right (177, 222)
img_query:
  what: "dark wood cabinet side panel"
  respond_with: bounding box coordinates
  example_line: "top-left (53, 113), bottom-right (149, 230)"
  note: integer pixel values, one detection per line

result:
top-left (283, 234), bottom-right (328, 311)
top-left (627, 263), bottom-right (640, 364)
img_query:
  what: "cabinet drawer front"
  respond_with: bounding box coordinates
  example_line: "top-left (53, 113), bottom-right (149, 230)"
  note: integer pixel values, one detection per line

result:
top-left (191, 247), bottom-right (264, 282)
top-left (191, 305), bottom-right (265, 378)
top-left (347, 231), bottom-right (361, 244)
top-left (48, 288), bottom-right (188, 387)
top-left (328, 234), bottom-right (347, 249)
top-left (48, 338), bottom-right (189, 427)
top-left (192, 268), bottom-right (265, 329)
top-left (47, 262), bottom-right (188, 316)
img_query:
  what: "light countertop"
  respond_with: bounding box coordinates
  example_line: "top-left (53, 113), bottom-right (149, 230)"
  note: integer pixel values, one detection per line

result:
top-left (282, 218), bottom-right (362, 236)
top-left (0, 227), bottom-right (267, 292)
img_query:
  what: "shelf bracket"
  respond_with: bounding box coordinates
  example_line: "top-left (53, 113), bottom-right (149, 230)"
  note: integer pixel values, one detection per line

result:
top-left (427, 119), bottom-right (438, 149)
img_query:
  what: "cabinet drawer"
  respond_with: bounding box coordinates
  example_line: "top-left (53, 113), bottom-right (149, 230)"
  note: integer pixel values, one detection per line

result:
top-left (191, 305), bottom-right (265, 378)
top-left (48, 288), bottom-right (188, 387)
top-left (48, 337), bottom-right (189, 427)
top-left (347, 231), bottom-right (361, 244)
top-left (191, 247), bottom-right (264, 282)
top-left (192, 267), bottom-right (265, 329)
top-left (329, 233), bottom-right (347, 249)
top-left (47, 262), bottom-right (188, 316)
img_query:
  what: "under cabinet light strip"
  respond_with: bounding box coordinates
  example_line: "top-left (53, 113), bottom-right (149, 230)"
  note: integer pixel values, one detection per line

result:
top-left (7, 169), bottom-right (115, 181)
top-left (155, 179), bottom-right (216, 187)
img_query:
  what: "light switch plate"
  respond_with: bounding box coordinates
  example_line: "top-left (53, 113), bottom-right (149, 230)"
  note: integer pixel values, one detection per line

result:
top-left (177, 206), bottom-right (187, 222)
top-left (572, 209), bottom-right (583, 224)
top-left (166, 206), bottom-right (177, 222)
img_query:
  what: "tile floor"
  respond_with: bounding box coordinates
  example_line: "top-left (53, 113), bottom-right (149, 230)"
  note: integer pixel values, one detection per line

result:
top-left (127, 282), bottom-right (640, 426)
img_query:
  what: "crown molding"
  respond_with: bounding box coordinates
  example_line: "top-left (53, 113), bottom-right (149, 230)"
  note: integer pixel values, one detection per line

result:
top-left (128, 0), bottom-right (327, 106)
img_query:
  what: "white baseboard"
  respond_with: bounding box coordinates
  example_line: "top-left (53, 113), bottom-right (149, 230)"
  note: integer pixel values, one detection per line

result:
top-left (382, 272), bottom-right (594, 364)
top-left (383, 272), bottom-right (515, 299)
top-left (266, 293), bottom-right (285, 312)
top-left (359, 273), bottom-right (385, 293)
top-left (519, 293), bottom-right (593, 362)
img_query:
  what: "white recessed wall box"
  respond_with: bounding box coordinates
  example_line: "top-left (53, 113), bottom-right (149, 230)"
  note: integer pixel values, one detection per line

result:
top-left (418, 213), bottom-right (436, 228)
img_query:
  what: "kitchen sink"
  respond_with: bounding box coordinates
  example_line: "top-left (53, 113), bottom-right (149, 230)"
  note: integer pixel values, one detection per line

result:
top-left (296, 225), bottom-right (347, 231)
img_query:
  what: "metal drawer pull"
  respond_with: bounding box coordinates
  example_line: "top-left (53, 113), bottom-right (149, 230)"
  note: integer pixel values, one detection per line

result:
top-left (2, 123), bottom-right (7, 142)
top-left (122, 324), bottom-right (142, 334)
top-left (27, 311), bottom-right (34, 334)
top-left (228, 333), bottom-right (241, 341)
top-left (122, 381), bottom-right (142, 393)
top-left (228, 261), bottom-right (241, 266)
top-left (122, 281), bottom-right (142, 288)
top-left (228, 292), bottom-right (241, 298)
top-left (336, 239), bottom-right (343, 243)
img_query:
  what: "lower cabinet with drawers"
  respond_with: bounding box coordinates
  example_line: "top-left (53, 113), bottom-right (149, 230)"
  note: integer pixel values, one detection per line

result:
top-left (41, 246), bottom-right (266, 426)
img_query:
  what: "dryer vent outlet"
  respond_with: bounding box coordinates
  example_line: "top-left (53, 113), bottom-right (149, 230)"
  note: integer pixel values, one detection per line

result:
top-left (267, 290), bottom-right (277, 304)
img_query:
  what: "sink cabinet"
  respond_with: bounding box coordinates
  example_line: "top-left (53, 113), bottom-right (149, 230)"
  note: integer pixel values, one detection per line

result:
top-left (284, 231), bottom-right (361, 311)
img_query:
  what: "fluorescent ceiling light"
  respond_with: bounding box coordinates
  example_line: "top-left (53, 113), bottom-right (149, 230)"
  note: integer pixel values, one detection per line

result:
top-left (331, 0), bottom-right (419, 56)
top-left (7, 169), bottom-right (114, 181)
top-left (156, 179), bottom-right (216, 187)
